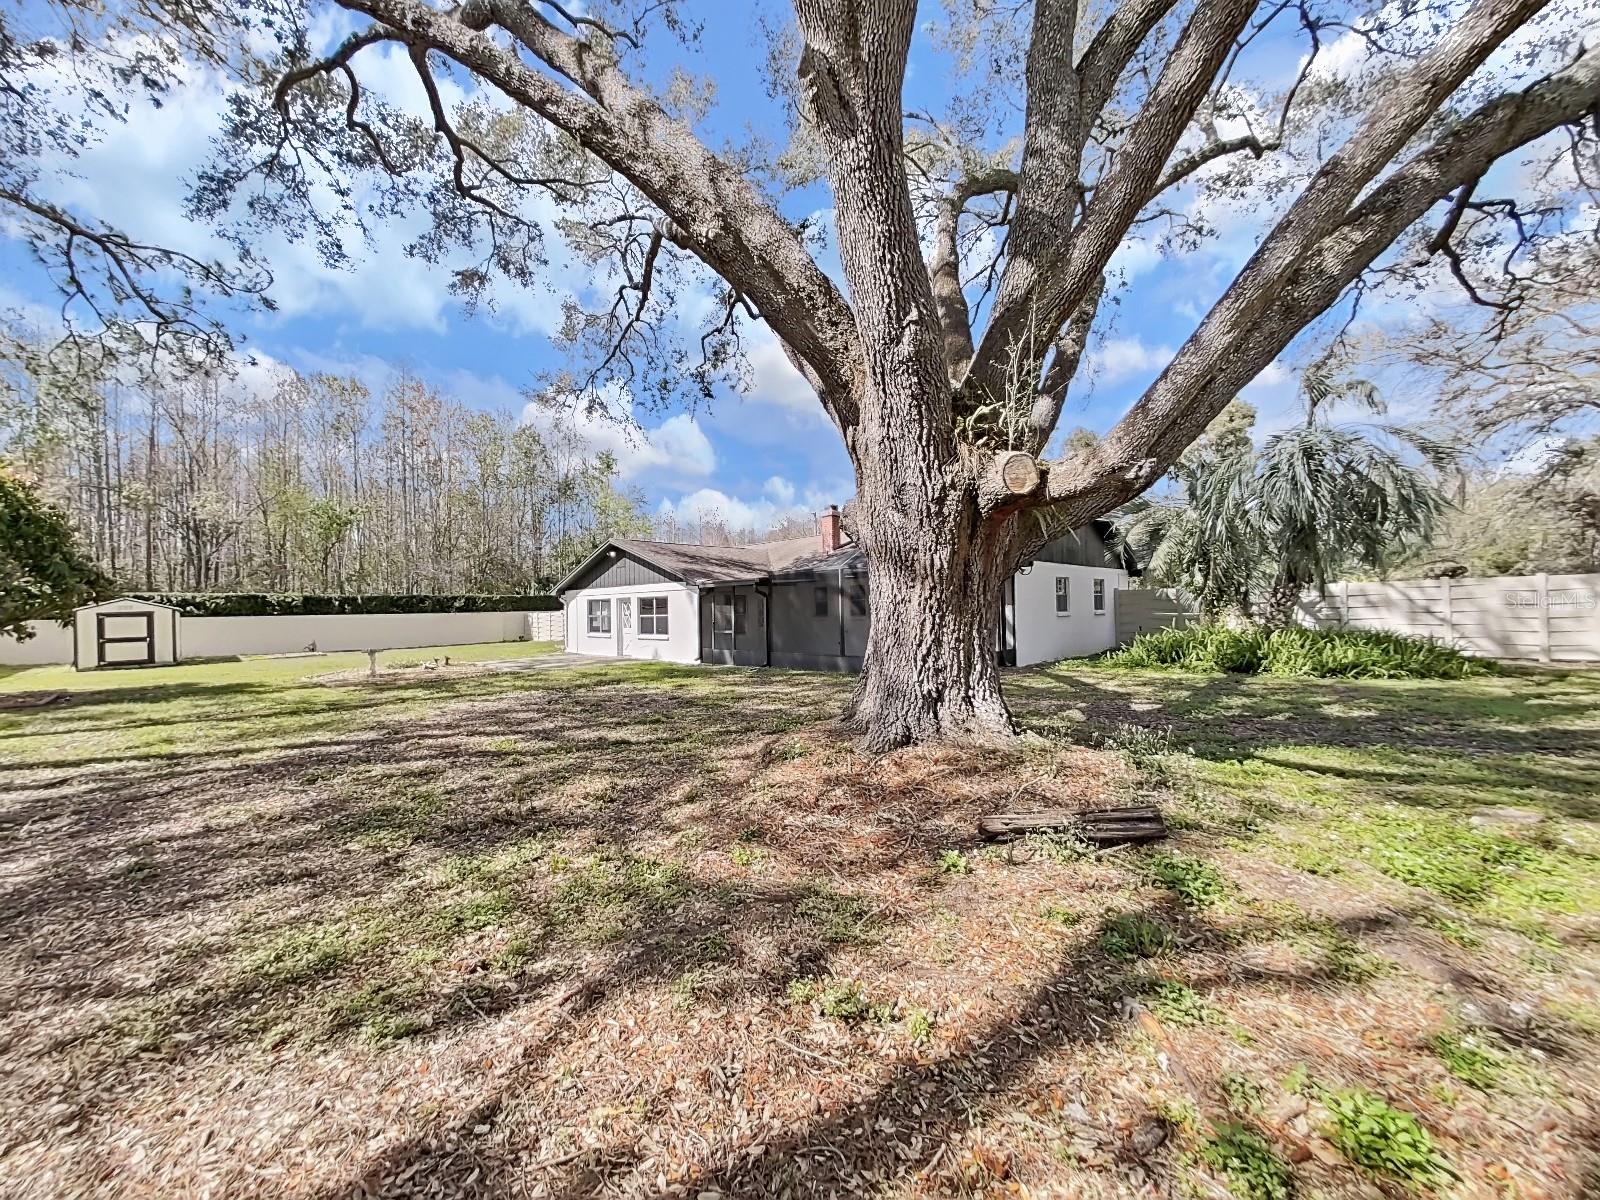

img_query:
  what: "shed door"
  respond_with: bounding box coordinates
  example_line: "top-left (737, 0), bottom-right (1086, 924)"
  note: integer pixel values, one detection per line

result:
top-left (97, 612), bottom-right (155, 667)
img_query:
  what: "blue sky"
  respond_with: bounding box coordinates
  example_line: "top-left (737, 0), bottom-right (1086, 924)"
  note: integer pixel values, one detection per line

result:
top-left (5, 2), bottom-right (1553, 529)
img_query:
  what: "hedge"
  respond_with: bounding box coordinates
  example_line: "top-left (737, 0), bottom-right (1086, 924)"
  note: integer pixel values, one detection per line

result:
top-left (130, 592), bottom-right (560, 617)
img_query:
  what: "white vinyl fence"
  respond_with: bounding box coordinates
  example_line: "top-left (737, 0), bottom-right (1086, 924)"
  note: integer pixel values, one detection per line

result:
top-left (1, 608), bottom-right (566, 668)
top-left (1297, 574), bottom-right (1600, 664)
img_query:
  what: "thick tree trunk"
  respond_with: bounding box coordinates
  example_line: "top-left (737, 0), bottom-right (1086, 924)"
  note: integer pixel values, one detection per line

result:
top-left (842, 445), bottom-right (1020, 751)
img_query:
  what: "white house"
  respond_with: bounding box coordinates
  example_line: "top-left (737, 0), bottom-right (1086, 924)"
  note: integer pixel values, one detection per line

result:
top-left (555, 508), bottom-right (1133, 670)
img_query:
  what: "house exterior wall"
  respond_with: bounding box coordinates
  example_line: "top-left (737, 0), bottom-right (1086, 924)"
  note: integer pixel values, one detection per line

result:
top-left (768, 574), bottom-right (869, 671)
top-left (563, 581), bottom-right (700, 663)
top-left (1030, 524), bottom-right (1122, 570)
top-left (699, 585), bottom-right (770, 666)
top-left (564, 550), bottom-right (678, 592)
top-left (1012, 562), bottom-right (1127, 666)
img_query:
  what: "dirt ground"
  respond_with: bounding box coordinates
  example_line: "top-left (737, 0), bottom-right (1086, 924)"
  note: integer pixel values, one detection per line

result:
top-left (1, 656), bottom-right (1596, 1198)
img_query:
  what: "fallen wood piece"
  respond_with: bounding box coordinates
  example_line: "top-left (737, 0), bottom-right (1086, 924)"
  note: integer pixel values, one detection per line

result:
top-left (978, 805), bottom-right (1167, 846)
top-left (0, 691), bottom-right (68, 711)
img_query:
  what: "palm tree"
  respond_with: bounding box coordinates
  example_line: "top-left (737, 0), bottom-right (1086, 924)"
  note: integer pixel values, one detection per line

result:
top-left (1113, 363), bottom-right (1452, 627)
top-left (1241, 364), bottom-right (1452, 625)
top-left (1113, 452), bottom-right (1256, 621)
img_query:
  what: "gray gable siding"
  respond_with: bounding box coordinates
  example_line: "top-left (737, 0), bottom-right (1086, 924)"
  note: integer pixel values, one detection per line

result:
top-left (565, 550), bottom-right (678, 593)
top-left (1030, 524), bottom-right (1119, 570)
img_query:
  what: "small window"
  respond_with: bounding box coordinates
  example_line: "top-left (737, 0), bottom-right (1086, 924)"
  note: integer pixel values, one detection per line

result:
top-left (639, 595), bottom-right (669, 637)
top-left (1055, 576), bottom-right (1070, 615)
top-left (713, 599), bottom-right (734, 635)
top-left (586, 598), bottom-right (612, 634)
top-left (1093, 579), bottom-right (1106, 614)
top-left (814, 585), bottom-right (830, 617)
top-left (848, 585), bottom-right (868, 617)
top-left (734, 594), bottom-right (748, 635)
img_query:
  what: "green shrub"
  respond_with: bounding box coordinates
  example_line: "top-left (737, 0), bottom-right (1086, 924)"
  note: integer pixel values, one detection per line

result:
top-left (1322, 1088), bottom-right (1452, 1187)
top-left (1103, 625), bottom-right (1480, 680)
top-left (132, 591), bottom-right (559, 616)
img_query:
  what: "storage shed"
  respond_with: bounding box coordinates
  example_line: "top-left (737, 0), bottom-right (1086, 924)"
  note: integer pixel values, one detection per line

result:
top-left (73, 598), bottom-right (181, 670)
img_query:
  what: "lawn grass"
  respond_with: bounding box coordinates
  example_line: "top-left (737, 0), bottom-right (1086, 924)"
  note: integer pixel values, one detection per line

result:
top-left (1, 653), bottom-right (1595, 1198)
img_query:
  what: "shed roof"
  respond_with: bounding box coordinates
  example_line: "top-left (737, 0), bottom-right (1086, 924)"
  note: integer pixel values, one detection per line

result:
top-left (73, 596), bottom-right (183, 612)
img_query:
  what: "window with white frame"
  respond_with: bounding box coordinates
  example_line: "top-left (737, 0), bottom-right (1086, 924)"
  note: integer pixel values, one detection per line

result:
top-left (639, 596), bottom-right (669, 637)
top-left (1055, 576), bottom-right (1070, 615)
top-left (1093, 578), bottom-right (1106, 614)
top-left (586, 598), bottom-right (611, 634)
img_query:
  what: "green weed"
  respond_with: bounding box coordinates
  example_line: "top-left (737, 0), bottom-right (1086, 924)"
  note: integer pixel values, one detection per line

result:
top-left (796, 887), bottom-right (881, 945)
top-left (1429, 1029), bottom-right (1507, 1091)
top-left (1198, 1123), bottom-right (1294, 1200)
top-left (337, 981), bottom-right (429, 1042)
top-left (938, 849), bottom-right (971, 876)
top-left (245, 924), bottom-right (355, 984)
top-left (1098, 912), bottom-right (1175, 961)
top-left (1218, 1073), bottom-right (1266, 1115)
top-left (1039, 901), bottom-right (1081, 926)
top-left (729, 843), bottom-right (763, 867)
top-left (1145, 852), bottom-right (1228, 909)
top-left (1322, 1088), bottom-right (1452, 1187)
top-left (1142, 979), bottom-right (1214, 1027)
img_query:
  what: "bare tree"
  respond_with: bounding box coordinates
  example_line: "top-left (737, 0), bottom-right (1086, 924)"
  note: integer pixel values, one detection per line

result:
top-left (0, 341), bottom-right (650, 592)
top-left (208, 0), bottom-right (1598, 748)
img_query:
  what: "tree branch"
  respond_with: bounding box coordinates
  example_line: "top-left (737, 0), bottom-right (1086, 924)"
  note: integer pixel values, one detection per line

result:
top-left (1043, 40), bottom-right (1600, 523)
top-left (967, 0), bottom-right (1258, 407)
top-left (318, 0), bottom-right (863, 431)
top-left (927, 165), bottom-right (1019, 382)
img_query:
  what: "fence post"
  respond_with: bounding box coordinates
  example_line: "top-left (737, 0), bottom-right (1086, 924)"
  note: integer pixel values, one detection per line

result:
top-left (1338, 580), bottom-right (1349, 627)
top-left (1536, 573), bottom-right (1551, 664)
top-left (1441, 576), bottom-right (1454, 646)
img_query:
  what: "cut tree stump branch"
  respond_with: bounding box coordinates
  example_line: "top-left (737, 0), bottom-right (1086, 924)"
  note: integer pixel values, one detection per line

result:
top-left (978, 805), bottom-right (1167, 846)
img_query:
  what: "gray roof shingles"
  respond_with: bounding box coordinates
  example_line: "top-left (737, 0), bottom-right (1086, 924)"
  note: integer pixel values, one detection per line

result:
top-left (606, 536), bottom-right (861, 586)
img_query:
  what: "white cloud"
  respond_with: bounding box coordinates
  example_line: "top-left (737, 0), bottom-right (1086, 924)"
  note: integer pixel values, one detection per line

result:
top-left (1087, 336), bottom-right (1175, 385)
top-left (743, 325), bottom-right (827, 419)
top-left (654, 474), bottom-right (843, 533)
top-left (764, 475), bottom-right (796, 505)
top-left (515, 381), bottom-right (716, 483)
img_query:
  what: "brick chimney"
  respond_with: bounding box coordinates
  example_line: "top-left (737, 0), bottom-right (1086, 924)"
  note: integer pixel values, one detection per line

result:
top-left (819, 504), bottom-right (843, 553)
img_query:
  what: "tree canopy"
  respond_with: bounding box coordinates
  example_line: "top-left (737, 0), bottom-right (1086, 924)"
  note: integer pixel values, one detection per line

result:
top-left (0, 463), bottom-right (110, 639)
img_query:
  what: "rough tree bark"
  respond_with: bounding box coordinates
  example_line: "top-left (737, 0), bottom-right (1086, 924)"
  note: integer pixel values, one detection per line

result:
top-left (261, 0), bottom-right (1600, 749)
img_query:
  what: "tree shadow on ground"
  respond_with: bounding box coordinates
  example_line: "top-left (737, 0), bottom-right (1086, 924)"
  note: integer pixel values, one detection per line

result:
top-left (5, 660), bottom-right (1598, 1198)
top-left (1007, 666), bottom-right (1600, 819)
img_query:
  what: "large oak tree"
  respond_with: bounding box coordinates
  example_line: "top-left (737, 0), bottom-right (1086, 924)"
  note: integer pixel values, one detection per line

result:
top-left (199, 0), bottom-right (1599, 747)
